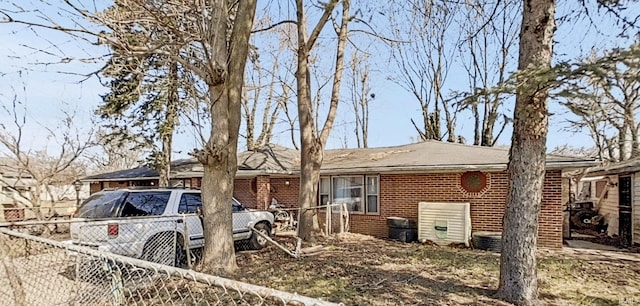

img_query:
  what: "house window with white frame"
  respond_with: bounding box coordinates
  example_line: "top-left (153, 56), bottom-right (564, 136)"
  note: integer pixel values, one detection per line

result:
top-left (319, 177), bottom-right (331, 207)
top-left (366, 175), bottom-right (379, 214)
top-left (319, 175), bottom-right (379, 214)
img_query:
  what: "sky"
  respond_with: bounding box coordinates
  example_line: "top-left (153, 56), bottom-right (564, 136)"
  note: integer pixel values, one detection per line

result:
top-left (0, 1), bottom-right (638, 160)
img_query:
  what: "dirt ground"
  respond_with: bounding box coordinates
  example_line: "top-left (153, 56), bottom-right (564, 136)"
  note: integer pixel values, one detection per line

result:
top-left (234, 233), bottom-right (640, 306)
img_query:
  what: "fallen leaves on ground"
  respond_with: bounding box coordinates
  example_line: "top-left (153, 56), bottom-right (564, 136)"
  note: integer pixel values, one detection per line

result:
top-left (234, 233), bottom-right (640, 305)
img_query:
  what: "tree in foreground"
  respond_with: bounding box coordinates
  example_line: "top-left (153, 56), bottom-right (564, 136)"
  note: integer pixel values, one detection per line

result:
top-left (496, 0), bottom-right (556, 304)
top-left (295, 0), bottom-right (351, 241)
top-left (80, 0), bottom-right (257, 273)
top-left (97, 41), bottom-right (183, 187)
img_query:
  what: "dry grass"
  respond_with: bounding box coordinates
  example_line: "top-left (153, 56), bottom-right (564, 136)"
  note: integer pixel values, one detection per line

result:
top-left (234, 233), bottom-right (640, 305)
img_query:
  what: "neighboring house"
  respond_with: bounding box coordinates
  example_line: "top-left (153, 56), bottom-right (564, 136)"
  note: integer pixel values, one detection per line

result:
top-left (1, 162), bottom-right (36, 221)
top-left (1, 160), bottom-right (89, 221)
top-left (82, 141), bottom-right (596, 248)
top-left (582, 158), bottom-right (640, 247)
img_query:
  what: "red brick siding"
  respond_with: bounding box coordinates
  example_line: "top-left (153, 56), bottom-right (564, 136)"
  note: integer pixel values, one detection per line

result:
top-left (233, 177), bottom-right (299, 210)
top-left (256, 176), bottom-right (271, 210)
top-left (539, 171), bottom-right (563, 247)
top-left (346, 171), bottom-right (562, 248)
top-left (91, 170), bottom-right (564, 248)
top-left (89, 182), bottom-right (102, 194)
top-left (269, 178), bottom-right (299, 209)
top-left (233, 179), bottom-right (256, 208)
top-left (191, 178), bottom-right (201, 188)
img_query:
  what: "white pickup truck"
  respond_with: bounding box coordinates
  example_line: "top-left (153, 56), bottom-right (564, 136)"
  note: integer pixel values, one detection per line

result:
top-left (70, 188), bottom-right (274, 266)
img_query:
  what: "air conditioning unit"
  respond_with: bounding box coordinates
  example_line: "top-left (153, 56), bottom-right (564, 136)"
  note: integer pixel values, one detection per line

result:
top-left (417, 202), bottom-right (472, 246)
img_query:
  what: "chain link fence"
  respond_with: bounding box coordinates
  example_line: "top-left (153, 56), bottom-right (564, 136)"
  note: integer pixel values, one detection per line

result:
top-left (0, 222), bottom-right (341, 306)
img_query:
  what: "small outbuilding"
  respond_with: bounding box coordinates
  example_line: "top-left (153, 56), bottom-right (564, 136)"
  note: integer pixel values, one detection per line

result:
top-left (581, 158), bottom-right (640, 247)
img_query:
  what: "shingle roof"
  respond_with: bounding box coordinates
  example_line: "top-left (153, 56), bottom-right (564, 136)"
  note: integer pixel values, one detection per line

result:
top-left (585, 156), bottom-right (640, 177)
top-left (320, 140), bottom-right (596, 173)
top-left (82, 141), bottom-right (597, 181)
top-left (82, 158), bottom-right (202, 181)
top-left (237, 144), bottom-right (299, 173)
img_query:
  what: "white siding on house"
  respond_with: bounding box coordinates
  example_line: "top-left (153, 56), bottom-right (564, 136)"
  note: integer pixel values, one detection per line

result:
top-left (597, 176), bottom-right (619, 237)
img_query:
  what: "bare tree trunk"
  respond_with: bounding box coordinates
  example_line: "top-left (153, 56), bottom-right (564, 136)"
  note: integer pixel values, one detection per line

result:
top-left (280, 86), bottom-right (299, 150)
top-left (472, 103), bottom-right (481, 145)
top-left (298, 141), bottom-right (323, 241)
top-left (200, 124), bottom-right (237, 273)
top-left (198, 0), bottom-right (256, 274)
top-left (295, 0), bottom-right (322, 241)
top-left (497, 0), bottom-right (555, 305)
top-left (349, 50), bottom-right (371, 148)
top-left (295, 0), bottom-right (347, 241)
top-left (159, 60), bottom-right (179, 187)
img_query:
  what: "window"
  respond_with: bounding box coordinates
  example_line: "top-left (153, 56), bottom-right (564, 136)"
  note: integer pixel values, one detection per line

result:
top-left (325, 175), bottom-right (380, 215)
top-left (120, 191), bottom-right (171, 216)
top-left (333, 176), bottom-right (364, 213)
top-left (76, 191), bottom-right (127, 218)
top-left (178, 193), bottom-right (202, 214)
top-left (579, 181), bottom-right (591, 198)
top-left (232, 198), bottom-right (245, 212)
top-left (366, 176), bottom-right (379, 214)
top-left (170, 179), bottom-right (191, 188)
top-left (319, 177), bottom-right (331, 208)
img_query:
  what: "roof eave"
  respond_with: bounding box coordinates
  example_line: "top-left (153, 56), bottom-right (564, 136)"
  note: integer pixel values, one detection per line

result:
top-left (544, 160), bottom-right (600, 170)
top-left (586, 167), bottom-right (637, 177)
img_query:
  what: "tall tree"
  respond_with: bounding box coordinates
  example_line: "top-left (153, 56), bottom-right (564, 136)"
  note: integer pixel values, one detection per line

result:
top-left (98, 46), bottom-right (182, 187)
top-left (561, 47), bottom-right (640, 161)
top-left (348, 49), bottom-right (373, 148)
top-left (497, 0), bottom-right (556, 304)
top-left (459, 0), bottom-right (519, 146)
top-left (89, 0), bottom-right (258, 272)
top-left (0, 95), bottom-right (91, 218)
top-left (2, 0), bottom-right (257, 271)
top-left (296, 0), bottom-right (350, 241)
top-left (389, 0), bottom-right (461, 142)
top-left (191, 0), bottom-right (257, 273)
top-left (242, 23), bottom-right (296, 151)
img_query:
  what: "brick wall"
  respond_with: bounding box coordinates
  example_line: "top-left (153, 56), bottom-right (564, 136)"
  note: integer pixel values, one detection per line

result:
top-left (233, 177), bottom-right (299, 210)
top-left (348, 171), bottom-right (563, 248)
top-left (89, 182), bottom-right (102, 194)
top-left (234, 178), bottom-right (255, 208)
top-left (91, 170), bottom-right (564, 248)
top-left (269, 178), bottom-right (299, 209)
top-left (256, 176), bottom-right (271, 210)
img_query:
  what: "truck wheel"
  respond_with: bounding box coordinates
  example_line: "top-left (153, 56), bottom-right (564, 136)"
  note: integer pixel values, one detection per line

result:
top-left (143, 233), bottom-right (186, 267)
top-left (249, 223), bottom-right (271, 250)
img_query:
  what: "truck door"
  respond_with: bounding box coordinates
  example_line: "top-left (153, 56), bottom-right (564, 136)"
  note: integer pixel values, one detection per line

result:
top-left (177, 192), bottom-right (205, 249)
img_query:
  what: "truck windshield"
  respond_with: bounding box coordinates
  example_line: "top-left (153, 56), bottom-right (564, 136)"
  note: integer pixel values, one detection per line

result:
top-left (75, 191), bottom-right (127, 218)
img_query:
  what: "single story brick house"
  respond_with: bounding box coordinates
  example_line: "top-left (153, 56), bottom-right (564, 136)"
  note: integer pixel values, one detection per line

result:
top-left (581, 158), bottom-right (640, 247)
top-left (82, 141), bottom-right (596, 248)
